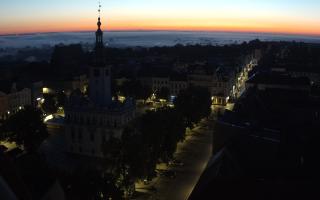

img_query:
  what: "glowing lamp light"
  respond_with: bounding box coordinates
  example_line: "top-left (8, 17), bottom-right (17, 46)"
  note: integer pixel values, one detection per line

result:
top-left (42, 87), bottom-right (50, 94)
top-left (44, 114), bottom-right (54, 122)
top-left (118, 96), bottom-right (126, 102)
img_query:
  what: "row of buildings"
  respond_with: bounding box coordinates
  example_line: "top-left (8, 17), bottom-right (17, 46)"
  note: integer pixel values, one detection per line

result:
top-left (0, 75), bottom-right (87, 122)
top-left (138, 54), bottom-right (258, 105)
top-left (0, 81), bottom-right (42, 121)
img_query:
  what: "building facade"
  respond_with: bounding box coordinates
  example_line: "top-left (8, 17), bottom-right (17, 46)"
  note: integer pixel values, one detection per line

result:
top-left (169, 80), bottom-right (188, 96)
top-left (0, 92), bottom-right (9, 120)
top-left (0, 82), bottom-right (32, 120)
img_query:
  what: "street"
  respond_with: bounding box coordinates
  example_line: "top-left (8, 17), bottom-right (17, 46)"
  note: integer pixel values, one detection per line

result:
top-left (135, 118), bottom-right (213, 200)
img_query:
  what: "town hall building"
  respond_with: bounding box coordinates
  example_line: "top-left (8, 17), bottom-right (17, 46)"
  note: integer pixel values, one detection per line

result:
top-left (64, 16), bottom-right (136, 158)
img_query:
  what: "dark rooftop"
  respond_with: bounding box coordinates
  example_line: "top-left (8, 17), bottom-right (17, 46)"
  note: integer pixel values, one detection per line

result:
top-left (0, 81), bottom-right (26, 94)
top-left (247, 72), bottom-right (310, 86)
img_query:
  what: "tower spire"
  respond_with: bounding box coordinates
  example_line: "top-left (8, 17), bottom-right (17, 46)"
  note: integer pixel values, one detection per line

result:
top-left (90, 0), bottom-right (112, 106)
top-left (96, 0), bottom-right (103, 47)
top-left (98, 0), bottom-right (101, 18)
top-left (95, 0), bottom-right (105, 65)
top-left (97, 0), bottom-right (102, 29)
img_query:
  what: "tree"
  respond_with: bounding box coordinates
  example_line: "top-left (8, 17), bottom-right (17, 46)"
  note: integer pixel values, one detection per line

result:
top-left (157, 87), bottom-right (170, 100)
top-left (121, 123), bottom-right (156, 180)
top-left (42, 93), bottom-right (57, 114)
top-left (101, 134), bottom-right (136, 198)
top-left (120, 107), bottom-right (186, 181)
top-left (137, 84), bottom-right (152, 101)
top-left (3, 106), bottom-right (48, 153)
top-left (67, 169), bottom-right (122, 200)
top-left (157, 108), bottom-right (186, 162)
top-left (174, 86), bottom-right (211, 128)
top-left (119, 80), bottom-right (152, 101)
top-left (56, 91), bottom-right (67, 108)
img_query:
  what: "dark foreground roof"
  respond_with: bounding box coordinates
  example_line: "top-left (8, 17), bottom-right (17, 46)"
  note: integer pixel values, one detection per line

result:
top-left (189, 132), bottom-right (318, 200)
top-left (247, 72), bottom-right (310, 86)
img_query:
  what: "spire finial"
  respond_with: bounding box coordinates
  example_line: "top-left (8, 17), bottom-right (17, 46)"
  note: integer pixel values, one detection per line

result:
top-left (95, 0), bottom-right (104, 64)
top-left (98, 0), bottom-right (101, 18)
top-left (97, 1), bottom-right (102, 29)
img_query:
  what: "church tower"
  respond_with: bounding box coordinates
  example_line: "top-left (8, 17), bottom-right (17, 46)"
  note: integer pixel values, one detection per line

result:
top-left (89, 7), bottom-right (112, 107)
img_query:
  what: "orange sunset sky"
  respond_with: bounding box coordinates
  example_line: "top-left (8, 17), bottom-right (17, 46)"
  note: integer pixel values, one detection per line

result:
top-left (1, 0), bottom-right (320, 36)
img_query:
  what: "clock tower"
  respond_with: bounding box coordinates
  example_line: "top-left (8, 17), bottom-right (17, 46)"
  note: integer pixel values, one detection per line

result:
top-left (89, 16), bottom-right (112, 107)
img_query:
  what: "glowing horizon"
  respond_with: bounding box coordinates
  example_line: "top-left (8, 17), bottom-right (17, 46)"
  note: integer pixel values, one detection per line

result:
top-left (1, 0), bottom-right (320, 37)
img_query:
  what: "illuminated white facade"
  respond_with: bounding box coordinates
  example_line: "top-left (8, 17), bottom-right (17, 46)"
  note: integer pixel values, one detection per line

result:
top-left (0, 83), bottom-right (31, 120)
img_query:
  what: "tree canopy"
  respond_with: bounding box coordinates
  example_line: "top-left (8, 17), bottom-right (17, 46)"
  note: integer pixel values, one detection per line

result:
top-left (3, 106), bottom-right (48, 153)
top-left (157, 87), bottom-right (170, 100)
top-left (119, 80), bottom-right (152, 100)
top-left (102, 107), bottom-right (186, 181)
top-left (174, 86), bottom-right (212, 128)
top-left (42, 93), bottom-right (58, 114)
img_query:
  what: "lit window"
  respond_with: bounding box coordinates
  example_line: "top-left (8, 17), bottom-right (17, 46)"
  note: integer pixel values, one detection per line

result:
top-left (42, 87), bottom-right (50, 94)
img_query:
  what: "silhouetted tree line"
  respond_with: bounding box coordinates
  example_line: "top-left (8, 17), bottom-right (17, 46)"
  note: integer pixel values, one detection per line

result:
top-left (1, 106), bottom-right (48, 153)
top-left (117, 79), bottom-right (152, 101)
